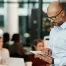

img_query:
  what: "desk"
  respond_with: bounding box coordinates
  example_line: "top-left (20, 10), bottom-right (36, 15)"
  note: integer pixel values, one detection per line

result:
top-left (8, 57), bottom-right (25, 66)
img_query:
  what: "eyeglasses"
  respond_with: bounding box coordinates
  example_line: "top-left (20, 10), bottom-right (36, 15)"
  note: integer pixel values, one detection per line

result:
top-left (48, 9), bottom-right (63, 21)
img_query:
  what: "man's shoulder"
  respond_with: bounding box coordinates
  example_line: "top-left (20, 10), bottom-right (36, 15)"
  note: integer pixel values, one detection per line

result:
top-left (59, 29), bottom-right (66, 38)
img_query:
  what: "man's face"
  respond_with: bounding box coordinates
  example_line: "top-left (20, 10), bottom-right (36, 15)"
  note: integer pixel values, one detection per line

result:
top-left (47, 8), bottom-right (64, 26)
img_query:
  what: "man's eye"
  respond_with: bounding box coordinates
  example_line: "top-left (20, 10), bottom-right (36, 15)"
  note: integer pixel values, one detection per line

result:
top-left (52, 18), bottom-right (56, 20)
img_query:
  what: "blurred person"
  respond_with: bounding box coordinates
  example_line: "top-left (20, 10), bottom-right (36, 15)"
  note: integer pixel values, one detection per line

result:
top-left (0, 29), bottom-right (10, 65)
top-left (10, 34), bottom-right (25, 56)
top-left (9, 33), bottom-right (27, 61)
top-left (35, 1), bottom-right (66, 66)
top-left (27, 39), bottom-right (50, 66)
top-left (3, 33), bottom-right (10, 49)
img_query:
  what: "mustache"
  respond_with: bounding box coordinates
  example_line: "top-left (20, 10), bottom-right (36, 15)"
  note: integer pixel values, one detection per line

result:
top-left (51, 22), bottom-right (57, 25)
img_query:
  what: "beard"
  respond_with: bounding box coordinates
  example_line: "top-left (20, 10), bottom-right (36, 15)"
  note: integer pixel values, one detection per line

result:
top-left (51, 22), bottom-right (58, 26)
top-left (52, 21), bottom-right (64, 26)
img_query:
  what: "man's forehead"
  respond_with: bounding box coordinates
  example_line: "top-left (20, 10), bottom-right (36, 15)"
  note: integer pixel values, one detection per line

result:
top-left (47, 8), bottom-right (59, 17)
top-left (48, 4), bottom-right (61, 11)
top-left (47, 1), bottom-right (63, 12)
top-left (47, 5), bottom-right (62, 17)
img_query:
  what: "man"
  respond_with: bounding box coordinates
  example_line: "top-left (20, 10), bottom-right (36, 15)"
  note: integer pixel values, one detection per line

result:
top-left (36, 1), bottom-right (66, 66)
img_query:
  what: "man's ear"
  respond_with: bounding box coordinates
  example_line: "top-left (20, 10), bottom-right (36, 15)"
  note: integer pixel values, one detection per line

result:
top-left (62, 11), bottom-right (65, 16)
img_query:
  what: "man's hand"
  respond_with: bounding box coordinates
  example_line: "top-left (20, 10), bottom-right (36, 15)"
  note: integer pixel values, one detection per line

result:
top-left (42, 48), bottom-right (52, 55)
top-left (35, 54), bottom-right (52, 64)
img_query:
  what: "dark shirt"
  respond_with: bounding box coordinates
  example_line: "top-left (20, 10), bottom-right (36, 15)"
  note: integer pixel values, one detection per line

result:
top-left (27, 54), bottom-right (50, 66)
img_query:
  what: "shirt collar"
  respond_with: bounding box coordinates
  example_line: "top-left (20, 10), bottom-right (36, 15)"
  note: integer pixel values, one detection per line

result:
top-left (60, 22), bottom-right (66, 30)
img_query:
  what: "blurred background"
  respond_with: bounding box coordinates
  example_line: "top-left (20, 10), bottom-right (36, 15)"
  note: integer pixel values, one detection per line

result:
top-left (0, 0), bottom-right (66, 47)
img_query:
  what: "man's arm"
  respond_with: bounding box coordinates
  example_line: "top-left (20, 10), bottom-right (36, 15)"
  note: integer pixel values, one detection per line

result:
top-left (35, 54), bottom-right (66, 66)
top-left (35, 54), bottom-right (52, 64)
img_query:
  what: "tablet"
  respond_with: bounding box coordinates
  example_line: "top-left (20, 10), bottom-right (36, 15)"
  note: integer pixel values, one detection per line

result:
top-left (30, 51), bottom-right (44, 55)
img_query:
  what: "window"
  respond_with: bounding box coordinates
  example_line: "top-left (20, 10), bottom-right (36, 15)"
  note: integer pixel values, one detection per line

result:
top-left (43, 0), bottom-right (58, 2)
top-left (19, 0), bottom-right (28, 8)
top-left (19, 16), bottom-right (28, 45)
top-left (19, 0), bottom-right (39, 8)
top-left (0, 0), bottom-right (4, 7)
top-left (0, 15), bottom-right (4, 27)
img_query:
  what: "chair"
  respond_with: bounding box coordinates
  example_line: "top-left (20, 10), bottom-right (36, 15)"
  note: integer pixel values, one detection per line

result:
top-left (8, 57), bottom-right (25, 66)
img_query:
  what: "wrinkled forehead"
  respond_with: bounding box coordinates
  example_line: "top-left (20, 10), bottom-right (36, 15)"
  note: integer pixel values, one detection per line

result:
top-left (47, 7), bottom-right (61, 17)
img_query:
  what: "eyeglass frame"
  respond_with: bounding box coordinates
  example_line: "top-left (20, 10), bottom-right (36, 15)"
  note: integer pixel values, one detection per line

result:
top-left (48, 9), bottom-right (63, 21)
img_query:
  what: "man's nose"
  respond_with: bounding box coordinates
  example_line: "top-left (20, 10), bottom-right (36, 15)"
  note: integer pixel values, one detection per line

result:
top-left (51, 19), bottom-right (54, 23)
